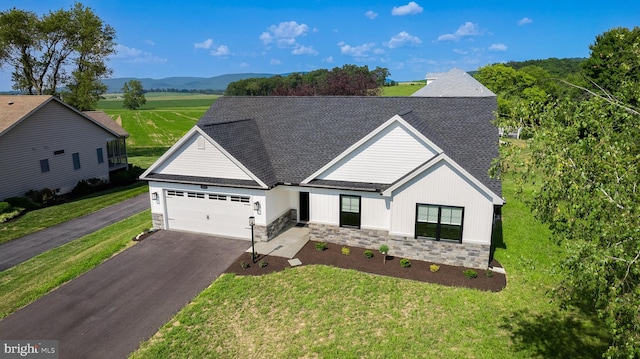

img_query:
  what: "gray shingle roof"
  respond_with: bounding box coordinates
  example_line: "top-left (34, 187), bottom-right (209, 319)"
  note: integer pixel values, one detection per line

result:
top-left (196, 96), bottom-right (502, 196)
top-left (412, 68), bottom-right (496, 97)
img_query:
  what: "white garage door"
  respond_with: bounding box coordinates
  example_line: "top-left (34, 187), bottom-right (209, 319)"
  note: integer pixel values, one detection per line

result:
top-left (165, 190), bottom-right (252, 239)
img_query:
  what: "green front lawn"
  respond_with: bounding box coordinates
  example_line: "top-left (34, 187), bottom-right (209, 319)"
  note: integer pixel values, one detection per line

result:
top-left (129, 179), bottom-right (610, 358)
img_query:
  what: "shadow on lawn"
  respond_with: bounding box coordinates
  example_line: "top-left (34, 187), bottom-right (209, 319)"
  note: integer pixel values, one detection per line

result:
top-left (501, 309), bottom-right (610, 358)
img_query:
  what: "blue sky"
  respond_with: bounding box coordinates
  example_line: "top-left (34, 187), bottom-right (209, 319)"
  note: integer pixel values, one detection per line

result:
top-left (0, 1), bottom-right (637, 91)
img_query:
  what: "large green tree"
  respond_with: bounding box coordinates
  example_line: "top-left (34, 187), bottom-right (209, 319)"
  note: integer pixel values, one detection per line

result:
top-left (502, 28), bottom-right (640, 357)
top-left (0, 3), bottom-right (115, 109)
top-left (581, 27), bottom-right (640, 106)
top-left (122, 80), bottom-right (146, 110)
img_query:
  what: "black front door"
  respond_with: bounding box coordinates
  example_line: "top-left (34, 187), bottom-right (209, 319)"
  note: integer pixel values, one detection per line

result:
top-left (299, 192), bottom-right (309, 222)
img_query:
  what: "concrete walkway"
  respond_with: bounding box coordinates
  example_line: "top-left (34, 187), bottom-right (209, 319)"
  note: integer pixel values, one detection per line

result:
top-left (0, 193), bottom-right (150, 271)
top-left (249, 225), bottom-right (309, 258)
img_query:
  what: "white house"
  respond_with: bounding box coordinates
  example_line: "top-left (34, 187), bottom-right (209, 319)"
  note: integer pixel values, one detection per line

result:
top-left (140, 89), bottom-right (503, 269)
top-left (0, 95), bottom-right (129, 200)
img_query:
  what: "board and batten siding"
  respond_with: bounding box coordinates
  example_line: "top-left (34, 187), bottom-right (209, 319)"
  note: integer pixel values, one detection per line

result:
top-left (153, 133), bottom-right (252, 180)
top-left (0, 101), bottom-right (110, 200)
top-left (265, 186), bottom-right (296, 223)
top-left (316, 121), bottom-right (436, 184)
top-left (308, 188), bottom-right (390, 230)
top-left (389, 160), bottom-right (495, 245)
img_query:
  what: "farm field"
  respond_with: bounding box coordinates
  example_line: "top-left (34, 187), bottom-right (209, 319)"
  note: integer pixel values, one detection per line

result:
top-left (383, 81), bottom-right (426, 96)
top-left (97, 93), bottom-right (217, 169)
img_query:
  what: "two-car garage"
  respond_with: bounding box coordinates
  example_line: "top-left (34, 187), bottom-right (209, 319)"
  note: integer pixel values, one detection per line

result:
top-left (163, 190), bottom-right (253, 239)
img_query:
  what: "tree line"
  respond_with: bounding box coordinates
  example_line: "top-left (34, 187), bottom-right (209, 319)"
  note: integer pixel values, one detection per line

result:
top-left (485, 27), bottom-right (640, 358)
top-left (225, 65), bottom-right (390, 96)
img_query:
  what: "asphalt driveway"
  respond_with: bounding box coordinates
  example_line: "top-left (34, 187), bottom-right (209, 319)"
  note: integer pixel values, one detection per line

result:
top-left (0, 230), bottom-right (249, 358)
top-left (0, 193), bottom-right (150, 271)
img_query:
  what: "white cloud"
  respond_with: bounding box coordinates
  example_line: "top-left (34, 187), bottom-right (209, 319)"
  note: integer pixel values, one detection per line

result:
top-left (270, 58), bottom-right (282, 65)
top-left (210, 45), bottom-right (230, 56)
top-left (489, 43), bottom-right (508, 51)
top-left (324, 56), bottom-right (334, 63)
top-left (195, 38), bottom-right (214, 49)
top-left (386, 31), bottom-right (422, 48)
top-left (292, 45), bottom-right (318, 55)
top-left (453, 49), bottom-right (468, 55)
top-left (518, 17), bottom-right (533, 26)
top-left (260, 21), bottom-right (310, 48)
top-left (240, 62), bottom-right (250, 68)
top-left (391, 2), bottom-right (423, 16)
top-left (112, 44), bottom-right (167, 63)
top-left (338, 41), bottom-right (378, 57)
top-left (437, 22), bottom-right (481, 41)
top-left (365, 10), bottom-right (378, 19)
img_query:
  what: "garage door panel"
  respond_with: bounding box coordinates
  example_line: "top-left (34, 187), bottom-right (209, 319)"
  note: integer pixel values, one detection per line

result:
top-left (165, 191), bottom-right (252, 239)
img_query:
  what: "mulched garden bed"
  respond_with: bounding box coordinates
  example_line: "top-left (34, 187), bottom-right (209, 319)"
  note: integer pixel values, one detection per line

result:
top-left (225, 240), bottom-right (506, 292)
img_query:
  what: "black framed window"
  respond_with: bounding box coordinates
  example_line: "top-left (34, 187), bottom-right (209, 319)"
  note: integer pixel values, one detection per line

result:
top-left (340, 195), bottom-right (361, 228)
top-left (72, 153), bottom-right (81, 170)
top-left (416, 204), bottom-right (463, 242)
top-left (40, 159), bottom-right (50, 173)
top-left (97, 148), bottom-right (104, 164)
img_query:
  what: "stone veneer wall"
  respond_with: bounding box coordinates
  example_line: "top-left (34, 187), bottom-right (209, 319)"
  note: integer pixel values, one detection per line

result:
top-left (308, 223), bottom-right (490, 269)
top-left (152, 213), bottom-right (164, 229)
top-left (254, 209), bottom-right (297, 242)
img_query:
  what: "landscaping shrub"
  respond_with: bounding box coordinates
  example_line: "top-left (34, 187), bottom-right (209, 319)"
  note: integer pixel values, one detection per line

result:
top-left (0, 202), bottom-right (12, 214)
top-left (315, 242), bottom-right (327, 251)
top-left (4, 196), bottom-right (38, 211)
top-left (463, 269), bottom-right (478, 279)
top-left (430, 264), bottom-right (440, 273)
top-left (400, 258), bottom-right (411, 268)
top-left (109, 165), bottom-right (145, 186)
top-left (259, 260), bottom-right (268, 268)
top-left (72, 178), bottom-right (109, 196)
top-left (240, 261), bottom-right (250, 269)
top-left (485, 269), bottom-right (494, 278)
top-left (364, 249), bottom-right (373, 258)
top-left (379, 244), bottom-right (389, 254)
top-left (341, 247), bottom-right (350, 255)
top-left (25, 188), bottom-right (59, 206)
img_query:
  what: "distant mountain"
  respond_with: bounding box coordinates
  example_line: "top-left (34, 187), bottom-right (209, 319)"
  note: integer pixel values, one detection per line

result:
top-left (101, 73), bottom-right (277, 93)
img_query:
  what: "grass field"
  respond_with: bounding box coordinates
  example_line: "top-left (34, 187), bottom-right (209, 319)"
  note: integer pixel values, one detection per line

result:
top-left (382, 82), bottom-right (426, 96)
top-left (97, 93), bottom-right (216, 168)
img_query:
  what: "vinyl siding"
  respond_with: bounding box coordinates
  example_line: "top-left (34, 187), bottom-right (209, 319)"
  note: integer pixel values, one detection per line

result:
top-left (154, 133), bottom-right (253, 181)
top-left (0, 101), bottom-right (110, 200)
top-left (316, 121), bottom-right (436, 184)
top-left (389, 160), bottom-right (494, 245)
top-left (308, 188), bottom-right (389, 230)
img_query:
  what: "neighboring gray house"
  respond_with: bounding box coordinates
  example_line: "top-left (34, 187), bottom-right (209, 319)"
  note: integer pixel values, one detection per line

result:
top-left (140, 93), bottom-right (504, 269)
top-left (417, 68), bottom-right (496, 97)
top-left (0, 95), bottom-right (129, 200)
